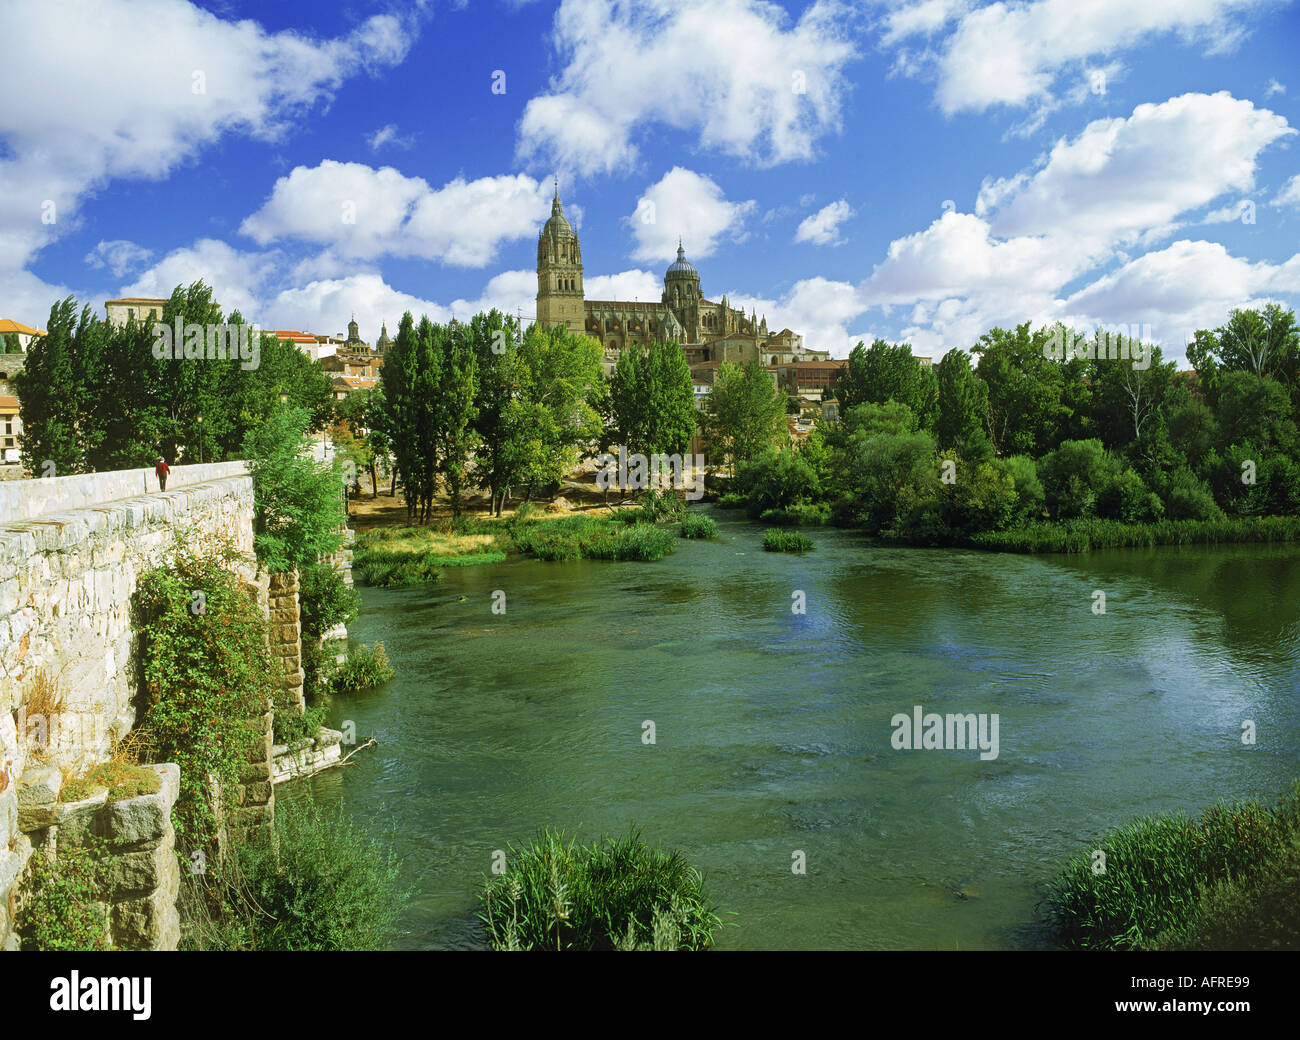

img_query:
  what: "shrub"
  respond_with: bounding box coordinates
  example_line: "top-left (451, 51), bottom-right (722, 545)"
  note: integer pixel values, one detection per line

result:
top-left (331, 642), bottom-right (395, 694)
top-left (1038, 439), bottom-right (1120, 520)
top-left (19, 839), bottom-right (114, 951)
top-left (298, 563), bottom-right (360, 641)
top-left (479, 829), bottom-right (719, 951)
top-left (993, 455), bottom-right (1046, 524)
top-left (1163, 467), bottom-right (1224, 521)
top-left (185, 795), bottom-right (406, 951)
top-left (1097, 468), bottom-right (1164, 523)
top-left (762, 528), bottom-right (815, 552)
top-left (679, 513), bottom-right (718, 539)
top-left (759, 502), bottom-right (831, 526)
top-left (273, 701), bottom-right (328, 745)
top-left (135, 540), bottom-right (272, 857)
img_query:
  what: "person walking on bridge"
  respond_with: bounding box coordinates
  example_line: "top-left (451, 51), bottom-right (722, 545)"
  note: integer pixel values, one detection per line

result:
top-left (155, 456), bottom-right (170, 491)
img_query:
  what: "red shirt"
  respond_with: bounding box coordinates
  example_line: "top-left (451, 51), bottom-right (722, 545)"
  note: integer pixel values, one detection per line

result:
top-left (155, 461), bottom-right (170, 477)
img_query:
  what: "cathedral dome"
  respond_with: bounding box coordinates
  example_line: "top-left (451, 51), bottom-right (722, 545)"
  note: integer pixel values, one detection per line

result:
top-left (666, 243), bottom-right (697, 278)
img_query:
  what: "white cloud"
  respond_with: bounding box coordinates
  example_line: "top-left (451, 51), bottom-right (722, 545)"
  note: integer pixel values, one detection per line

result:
top-left (882, 0), bottom-right (1270, 116)
top-left (627, 167), bottom-right (757, 263)
top-left (980, 93), bottom-right (1293, 246)
top-left (240, 161), bottom-right (552, 267)
top-left (517, 0), bottom-right (859, 175)
top-left (368, 124), bottom-right (413, 151)
top-left (0, 0), bottom-right (415, 274)
top-left (1063, 239), bottom-right (1300, 345)
top-left (1265, 77), bottom-right (1286, 96)
top-left (727, 276), bottom-right (868, 357)
top-left (121, 238), bottom-right (278, 320)
top-left (584, 269), bottom-right (663, 302)
top-left (84, 239), bottom-right (153, 278)
top-left (794, 198), bottom-right (854, 245)
top-left (856, 93), bottom-right (1297, 361)
top-left (1271, 174), bottom-right (1300, 209)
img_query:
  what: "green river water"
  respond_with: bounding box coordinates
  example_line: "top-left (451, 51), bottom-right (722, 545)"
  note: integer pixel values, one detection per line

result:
top-left (309, 507), bottom-right (1300, 950)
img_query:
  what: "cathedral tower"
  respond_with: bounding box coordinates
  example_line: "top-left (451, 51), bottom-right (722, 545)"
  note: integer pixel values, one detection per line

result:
top-left (536, 184), bottom-right (585, 333)
top-left (662, 241), bottom-right (701, 343)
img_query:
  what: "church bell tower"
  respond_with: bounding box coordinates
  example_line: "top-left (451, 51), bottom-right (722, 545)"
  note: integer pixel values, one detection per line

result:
top-left (536, 183), bottom-right (585, 333)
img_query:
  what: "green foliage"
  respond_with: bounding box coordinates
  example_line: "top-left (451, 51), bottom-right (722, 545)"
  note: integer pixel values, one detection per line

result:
top-left (135, 541), bottom-right (272, 856)
top-left (273, 700), bottom-right (329, 745)
top-left (610, 339), bottom-right (696, 464)
top-left (297, 563), bottom-right (360, 641)
top-left (762, 528), bottom-right (815, 552)
top-left (1038, 439), bottom-right (1120, 520)
top-left (935, 348), bottom-right (992, 457)
top-left (679, 513), bottom-right (718, 538)
top-left (972, 515), bottom-right (1300, 553)
top-left (331, 642), bottom-right (395, 693)
top-left (700, 359), bottom-right (788, 471)
top-left (1045, 786), bottom-right (1299, 950)
top-left (837, 339), bottom-right (938, 428)
top-left (19, 838), bottom-right (114, 951)
top-left (509, 515), bottom-right (678, 562)
top-left (243, 406), bottom-right (345, 573)
top-left (185, 794), bottom-right (406, 951)
top-left (479, 829), bottom-right (720, 951)
top-left (759, 502), bottom-right (831, 526)
top-left (734, 446), bottom-right (820, 516)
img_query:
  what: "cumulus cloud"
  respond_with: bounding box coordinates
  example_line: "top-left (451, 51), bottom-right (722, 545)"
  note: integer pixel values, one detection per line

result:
top-left (584, 269), bottom-right (663, 302)
top-left (627, 167), bottom-right (757, 263)
top-left (121, 238), bottom-right (279, 320)
top-left (856, 92), bottom-right (1298, 361)
top-left (84, 239), bottom-right (153, 278)
top-left (240, 161), bottom-right (552, 267)
top-left (0, 0), bottom-right (417, 276)
top-left (517, 0), bottom-right (859, 175)
top-left (1063, 239), bottom-right (1300, 343)
top-left (881, 0), bottom-right (1270, 116)
top-left (794, 198), bottom-right (854, 245)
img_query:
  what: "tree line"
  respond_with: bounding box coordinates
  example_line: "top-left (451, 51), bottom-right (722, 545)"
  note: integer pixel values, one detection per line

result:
top-left (729, 304), bottom-right (1300, 541)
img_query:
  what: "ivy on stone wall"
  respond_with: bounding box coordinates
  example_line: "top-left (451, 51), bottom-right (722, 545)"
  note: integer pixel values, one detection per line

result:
top-left (135, 539), bottom-right (271, 859)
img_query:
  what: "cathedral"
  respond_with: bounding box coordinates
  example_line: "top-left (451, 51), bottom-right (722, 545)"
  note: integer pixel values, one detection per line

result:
top-left (535, 187), bottom-right (828, 369)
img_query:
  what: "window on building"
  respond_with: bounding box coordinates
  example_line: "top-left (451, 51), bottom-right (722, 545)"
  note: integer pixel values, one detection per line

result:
top-left (127, 308), bottom-right (135, 322)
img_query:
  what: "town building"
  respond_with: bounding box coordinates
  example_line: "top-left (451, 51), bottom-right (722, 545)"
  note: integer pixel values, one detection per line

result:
top-left (0, 319), bottom-right (46, 352)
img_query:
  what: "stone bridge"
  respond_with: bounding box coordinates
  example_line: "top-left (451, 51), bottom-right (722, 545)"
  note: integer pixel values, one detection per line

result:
top-left (0, 462), bottom-right (268, 950)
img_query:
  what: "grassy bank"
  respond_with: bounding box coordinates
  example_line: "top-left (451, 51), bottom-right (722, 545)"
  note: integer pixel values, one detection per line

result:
top-left (970, 515), bottom-right (1300, 554)
top-left (354, 509), bottom-right (692, 585)
top-left (1043, 782), bottom-right (1300, 950)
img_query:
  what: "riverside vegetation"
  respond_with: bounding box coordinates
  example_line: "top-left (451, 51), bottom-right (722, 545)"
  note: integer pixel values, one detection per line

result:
top-left (479, 830), bottom-right (720, 951)
top-left (1044, 781), bottom-right (1300, 949)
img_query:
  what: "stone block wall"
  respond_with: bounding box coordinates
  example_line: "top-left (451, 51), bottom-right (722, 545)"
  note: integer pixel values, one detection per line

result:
top-left (0, 469), bottom-right (256, 951)
top-left (267, 570), bottom-right (305, 714)
top-left (4, 762), bottom-right (181, 951)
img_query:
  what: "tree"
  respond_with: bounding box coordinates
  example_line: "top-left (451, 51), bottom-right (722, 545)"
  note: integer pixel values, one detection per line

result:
top-left (243, 406), bottom-right (345, 573)
top-left (700, 359), bottom-right (787, 473)
top-left (15, 297), bottom-right (98, 476)
top-left (837, 339), bottom-right (937, 427)
top-left (380, 312), bottom-right (441, 523)
top-left (972, 323), bottom-right (1069, 457)
top-left (437, 322), bottom-right (479, 519)
top-left (467, 310), bottom-right (523, 516)
top-left (512, 322), bottom-right (604, 501)
top-left (610, 339), bottom-right (695, 486)
top-left (934, 348), bottom-right (991, 458)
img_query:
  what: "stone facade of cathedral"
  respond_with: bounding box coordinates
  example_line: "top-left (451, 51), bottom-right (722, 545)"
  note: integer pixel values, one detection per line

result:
top-left (536, 187), bottom-right (830, 369)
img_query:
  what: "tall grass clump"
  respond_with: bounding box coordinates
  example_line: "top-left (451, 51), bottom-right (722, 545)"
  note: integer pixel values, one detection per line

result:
top-left (680, 513), bottom-right (718, 539)
top-left (509, 515), bottom-right (677, 562)
top-left (1044, 790), bottom-right (1294, 949)
top-left (183, 795), bottom-right (406, 951)
top-left (974, 515), bottom-right (1300, 554)
top-left (479, 829), bottom-right (720, 951)
top-left (762, 528), bottom-right (815, 552)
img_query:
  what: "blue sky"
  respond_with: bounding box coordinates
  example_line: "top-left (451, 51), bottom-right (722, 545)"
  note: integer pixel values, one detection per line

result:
top-left (2, 0), bottom-right (1298, 362)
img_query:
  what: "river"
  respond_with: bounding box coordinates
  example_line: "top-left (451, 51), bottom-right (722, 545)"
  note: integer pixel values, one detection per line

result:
top-left (307, 507), bottom-right (1300, 950)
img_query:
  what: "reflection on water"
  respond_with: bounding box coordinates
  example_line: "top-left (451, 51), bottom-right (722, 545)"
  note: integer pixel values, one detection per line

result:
top-left (307, 509), bottom-right (1300, 950)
